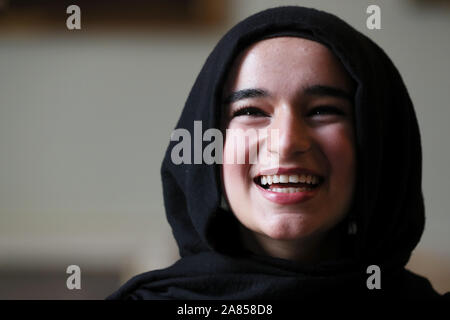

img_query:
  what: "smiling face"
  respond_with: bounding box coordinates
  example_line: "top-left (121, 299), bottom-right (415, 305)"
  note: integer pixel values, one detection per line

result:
top-left (221, 37), bottom-right (356, 261)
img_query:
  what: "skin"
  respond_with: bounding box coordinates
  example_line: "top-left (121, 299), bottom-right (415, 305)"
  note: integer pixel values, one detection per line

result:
top-left (221, 37), bottom-right (356, 263)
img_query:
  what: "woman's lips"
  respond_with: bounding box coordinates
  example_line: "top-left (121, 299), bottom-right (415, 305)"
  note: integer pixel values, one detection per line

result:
top-left (255, 183), bottom-right (320, 205)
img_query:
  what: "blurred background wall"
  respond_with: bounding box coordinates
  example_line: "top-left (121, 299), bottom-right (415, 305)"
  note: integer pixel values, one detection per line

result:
top-left (0, 0), bottom-right (449, 299)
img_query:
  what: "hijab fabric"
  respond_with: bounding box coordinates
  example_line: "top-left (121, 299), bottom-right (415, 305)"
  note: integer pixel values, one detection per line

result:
top-left (108, 6), bottom-right (446, 300)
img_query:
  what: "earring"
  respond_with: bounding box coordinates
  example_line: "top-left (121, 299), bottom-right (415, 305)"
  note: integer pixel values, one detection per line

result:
top-left (220, 195), bottom-right (230, 211)
top-left (348, 220), bottom-right (357, 235)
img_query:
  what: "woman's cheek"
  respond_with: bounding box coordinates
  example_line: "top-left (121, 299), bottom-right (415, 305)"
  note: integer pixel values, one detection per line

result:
top-left (319, 126), bottom-right (356, 198)
top-left (223, 124), bottom-right (262, 166)
top-left (317, 123), bottom-right (355, 162)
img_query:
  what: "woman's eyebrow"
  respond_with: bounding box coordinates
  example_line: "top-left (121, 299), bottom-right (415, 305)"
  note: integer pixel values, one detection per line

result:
top-left (304, 85), bottom-right (353, 102)
top-left (223, 85), bottom-right (352, 105)
top-left (223, 88), bottom-right (269, 105)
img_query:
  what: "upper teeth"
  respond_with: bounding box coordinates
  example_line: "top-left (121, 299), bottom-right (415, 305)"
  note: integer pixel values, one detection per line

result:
top-left (260, 174), bottom-right (319, 185)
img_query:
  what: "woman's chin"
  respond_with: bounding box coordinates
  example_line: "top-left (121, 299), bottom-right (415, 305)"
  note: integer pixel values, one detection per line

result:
top-left (260, 217), bottom-right (322, 241)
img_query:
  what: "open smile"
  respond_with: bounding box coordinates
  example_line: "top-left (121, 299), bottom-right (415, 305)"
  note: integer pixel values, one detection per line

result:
top-left (253, 172), bottom-right (324, 204)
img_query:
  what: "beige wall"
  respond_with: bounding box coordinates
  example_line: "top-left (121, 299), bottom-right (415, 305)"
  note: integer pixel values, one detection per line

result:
top-left (0, 0), bottom-right (449, 297)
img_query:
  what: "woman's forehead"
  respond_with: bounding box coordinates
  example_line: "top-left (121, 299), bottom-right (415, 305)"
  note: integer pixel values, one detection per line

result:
top-left (224, 36), bottom-right (353, 96)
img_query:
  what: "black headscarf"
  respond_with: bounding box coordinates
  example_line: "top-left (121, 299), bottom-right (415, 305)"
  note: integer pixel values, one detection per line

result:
top-left (108, 6), bottom-right (446, 299)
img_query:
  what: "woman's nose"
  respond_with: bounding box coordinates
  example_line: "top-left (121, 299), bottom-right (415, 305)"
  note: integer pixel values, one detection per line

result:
top-left (268, 108), bottom-right (312, 159)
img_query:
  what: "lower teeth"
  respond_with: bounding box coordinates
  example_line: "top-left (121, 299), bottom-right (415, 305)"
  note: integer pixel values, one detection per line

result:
top-left (270, 187), bottom-right (313, 193)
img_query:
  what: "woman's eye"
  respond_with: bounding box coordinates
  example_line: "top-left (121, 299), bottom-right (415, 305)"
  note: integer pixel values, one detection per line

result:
top-left (308, 106), bottom-right (346, 117)
top-left (232, 107), bottom-right (268, 118)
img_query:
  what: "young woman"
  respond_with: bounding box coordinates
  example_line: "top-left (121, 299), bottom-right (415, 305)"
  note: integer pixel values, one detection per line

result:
top-left (108, 6), bottom-right (448, 300)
